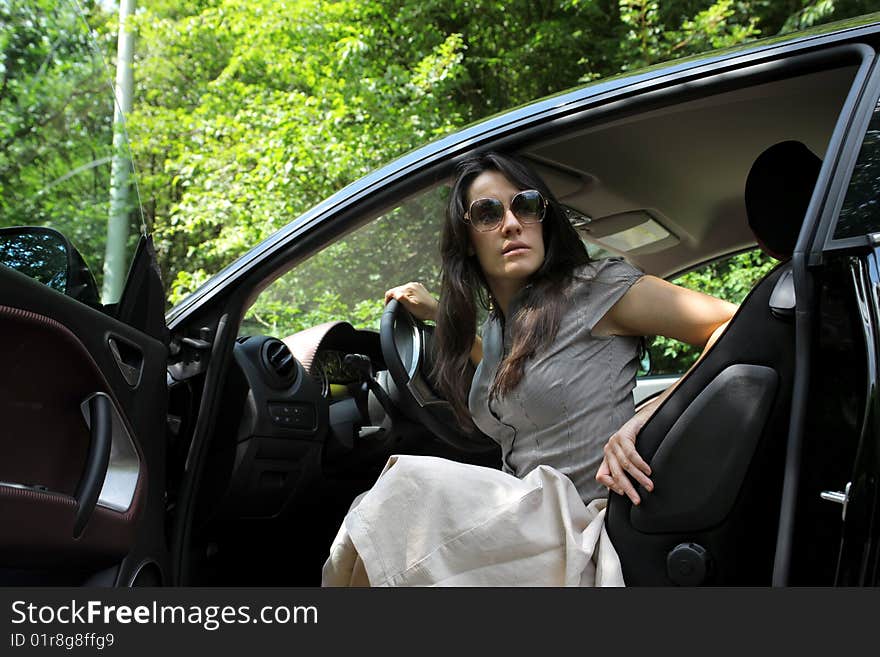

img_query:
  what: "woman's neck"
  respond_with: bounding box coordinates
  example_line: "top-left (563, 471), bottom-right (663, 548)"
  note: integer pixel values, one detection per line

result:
top-left (489, 279), bottom-right (527, 318)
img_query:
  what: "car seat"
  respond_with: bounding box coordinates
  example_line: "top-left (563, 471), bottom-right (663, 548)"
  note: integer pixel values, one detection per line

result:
top-left (605, 140), bottom-right (822, 585)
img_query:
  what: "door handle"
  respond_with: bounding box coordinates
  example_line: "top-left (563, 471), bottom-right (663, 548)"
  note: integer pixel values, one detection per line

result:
top-left (73, 394), bottom-right (113, 538)
top-left (108, 336), bottom-right (144, 387)
top-left (820, 481), bottom-right (851, 521)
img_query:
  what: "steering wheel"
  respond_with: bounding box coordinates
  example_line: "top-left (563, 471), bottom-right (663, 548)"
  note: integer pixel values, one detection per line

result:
top-left (379, 299), bottom-right (497, 454)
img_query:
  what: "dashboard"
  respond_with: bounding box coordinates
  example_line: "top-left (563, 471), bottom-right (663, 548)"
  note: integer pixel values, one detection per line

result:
top-left (193, 317), bottom-right (498, 548)
top-left (195, 323), bottom-right (391, 522)
top-left (181, 319), bottom-right (499, 583)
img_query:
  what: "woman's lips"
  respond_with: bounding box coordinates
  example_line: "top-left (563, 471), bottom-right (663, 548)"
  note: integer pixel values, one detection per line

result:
top-left (502, 246), bottom-right (530, 257)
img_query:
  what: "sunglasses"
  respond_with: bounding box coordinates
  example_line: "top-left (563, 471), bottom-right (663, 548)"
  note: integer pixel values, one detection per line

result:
top-left (463, 189), bottom-right (547, 232)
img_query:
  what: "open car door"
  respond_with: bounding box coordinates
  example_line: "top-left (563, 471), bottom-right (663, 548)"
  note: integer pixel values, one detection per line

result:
top-left (0, 236), bottom-right (168, 586)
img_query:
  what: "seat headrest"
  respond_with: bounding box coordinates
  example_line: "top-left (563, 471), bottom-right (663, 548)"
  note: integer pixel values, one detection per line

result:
top-left (744, 141), bottom-right (821, 261)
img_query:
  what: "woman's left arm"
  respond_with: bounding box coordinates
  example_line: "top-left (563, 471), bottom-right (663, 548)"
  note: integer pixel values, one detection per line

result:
top-left (594, 275), bottom-right (738, 505)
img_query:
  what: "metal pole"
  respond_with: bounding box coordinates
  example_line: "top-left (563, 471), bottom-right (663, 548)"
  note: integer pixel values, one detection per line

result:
top-left (103, 0), bottom-right (136, 303)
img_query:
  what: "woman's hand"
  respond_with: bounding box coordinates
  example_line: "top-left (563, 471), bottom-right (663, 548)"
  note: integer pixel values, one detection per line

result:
top-left (384, 282), bottom-right (439, 322)
top-left (596, 402), bottom-right (655, 505)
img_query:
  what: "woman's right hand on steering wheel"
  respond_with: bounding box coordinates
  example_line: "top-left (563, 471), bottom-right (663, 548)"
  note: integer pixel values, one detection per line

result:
top-left (384, 282), bottom-right (438, 322)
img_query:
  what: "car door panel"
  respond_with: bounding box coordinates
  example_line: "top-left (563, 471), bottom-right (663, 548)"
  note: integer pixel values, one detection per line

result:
top-left (0, 263), bottom-right (167, 582)
top-left (831, 250), bottom-right (880, 584)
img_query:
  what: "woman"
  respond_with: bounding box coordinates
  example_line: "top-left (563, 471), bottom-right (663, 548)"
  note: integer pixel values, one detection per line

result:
top-left (323, 152), bottom-right (736, 586)
top-left (386, 152), bottom-right (736, 505)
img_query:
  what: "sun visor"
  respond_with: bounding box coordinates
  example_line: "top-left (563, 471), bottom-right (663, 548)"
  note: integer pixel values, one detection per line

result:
top-left (580, 210), bottom-right (679, 255)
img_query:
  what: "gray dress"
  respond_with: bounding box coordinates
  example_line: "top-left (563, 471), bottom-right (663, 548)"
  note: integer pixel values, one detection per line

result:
top-left (468, 258), bottom-right (644, 503)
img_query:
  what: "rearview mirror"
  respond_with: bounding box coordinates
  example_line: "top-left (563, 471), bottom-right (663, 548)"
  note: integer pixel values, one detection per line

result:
top-left (0, 226), bottom-right (100, 306)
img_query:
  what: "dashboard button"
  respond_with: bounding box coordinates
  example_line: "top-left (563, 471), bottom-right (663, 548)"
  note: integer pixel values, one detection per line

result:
top-left (268, 402), bottom-right (315, 429)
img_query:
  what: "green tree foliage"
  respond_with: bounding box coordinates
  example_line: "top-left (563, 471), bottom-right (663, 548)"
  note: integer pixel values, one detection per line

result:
top-left (125, 0), bottom-right (877, 312)
top-left (0, 0), bottom-right (139, 291)
top-left (2, 0), bottom-right (877, 331)
top-left (129, 0), bottom-right (468, 300)
top-left (647, 248), bottom-right (775, 374)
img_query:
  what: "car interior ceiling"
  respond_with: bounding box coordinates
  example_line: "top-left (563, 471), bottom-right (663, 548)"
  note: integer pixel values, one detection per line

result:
top-left (526, 64), bottom-right (858, 278)
top-left (177, 60), bottom-right (863, 586)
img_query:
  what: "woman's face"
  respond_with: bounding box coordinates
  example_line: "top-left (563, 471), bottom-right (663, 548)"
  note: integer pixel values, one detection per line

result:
top-left (465, 170), bottom-right (546, 292)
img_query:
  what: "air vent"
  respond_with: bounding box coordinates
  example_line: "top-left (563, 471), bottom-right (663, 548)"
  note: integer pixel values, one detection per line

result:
top-left (262, 339), bottom-right (296, 386)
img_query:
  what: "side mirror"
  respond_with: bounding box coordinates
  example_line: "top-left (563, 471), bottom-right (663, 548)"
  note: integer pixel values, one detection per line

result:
top-left (0, 226), bottom-right (100, 306)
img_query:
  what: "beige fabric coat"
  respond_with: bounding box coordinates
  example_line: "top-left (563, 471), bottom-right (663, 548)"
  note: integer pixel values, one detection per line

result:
top-left (322, 455), bottom-right (625, 587)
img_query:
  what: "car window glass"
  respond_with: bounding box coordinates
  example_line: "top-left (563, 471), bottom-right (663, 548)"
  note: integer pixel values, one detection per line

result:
top-left (645, 248), bottom-right (775, 376)
top-left (833, 94), bottom-right (880, 240)
top-left (241, 186), bottom-right (447, 337)
top-left (0, 0), bottom-right (144, 305)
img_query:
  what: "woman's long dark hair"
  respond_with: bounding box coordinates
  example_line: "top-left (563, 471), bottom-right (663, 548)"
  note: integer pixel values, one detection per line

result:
top-left (433, 152), bottom-right (590, 428)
